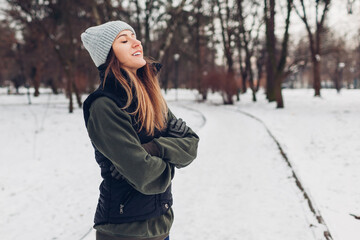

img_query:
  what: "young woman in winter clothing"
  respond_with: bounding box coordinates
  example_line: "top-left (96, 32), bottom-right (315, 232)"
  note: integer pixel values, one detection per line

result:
top-left (80, 21), bottom-right (199, 240)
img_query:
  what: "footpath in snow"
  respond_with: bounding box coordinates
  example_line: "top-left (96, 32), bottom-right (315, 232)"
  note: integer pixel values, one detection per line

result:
top-left (231, 89), bottom-right (360, 240)
top-left (169, 102), bottom-right (314, 240)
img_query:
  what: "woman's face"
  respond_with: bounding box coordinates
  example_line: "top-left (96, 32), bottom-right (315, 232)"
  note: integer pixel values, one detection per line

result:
top-left (112, 30), bottom-right (146, 73)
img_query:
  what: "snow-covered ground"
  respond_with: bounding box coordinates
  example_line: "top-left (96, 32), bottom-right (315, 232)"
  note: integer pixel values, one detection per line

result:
top-left (231, 89), bottom-right (360, 240)
top-left (0, 88), bottom-right (359, 240)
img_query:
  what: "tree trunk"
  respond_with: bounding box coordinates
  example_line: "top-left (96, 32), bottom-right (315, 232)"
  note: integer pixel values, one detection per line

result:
top-left (134, 0), bottom-right (143, 42)
top-left (296, 0), bottom-right (331, 97)
top-left (264, 0), bottom-right (292, 107)
top-left (91, 2), bottom-right (102, 24)
top-left (256, 60), bottom-right (263, 92)
top-left (256, 48), bottom-right (265, 92)
top-left (245, 49), bottom-right (256, 101)
top-left (66, 74), bottom-right (74, 113)
top-left (216, 0), bottom-right (235, 104)
top-left (313, 57), bottom-right (321, 96)
top-left (72, 80), bottom-right (82, 108)
top-left (241, 71), bottom-right (248, 93)
top-left (274, 0), bottom-right (292, 108)
top-left (264, 0), bottom-right (276, 102)
top-left (49, 78), bottom-right (59, 94)
top-left (195, 0), bottom-right (205, 100)
top-left (32, 63), bottom-right (43, 97)
top-left (275, 74), bottom-right (284, 108)
top-left (235, 27), bottom-right (247, 94)
top-left (249, 77), bottom-right (257, 102)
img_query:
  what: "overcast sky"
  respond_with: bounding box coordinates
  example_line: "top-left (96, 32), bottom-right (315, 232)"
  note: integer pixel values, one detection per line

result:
top-left (290, 0), bottom-right (360, 44)
top-left (0, 0), bottom-right (359, 44)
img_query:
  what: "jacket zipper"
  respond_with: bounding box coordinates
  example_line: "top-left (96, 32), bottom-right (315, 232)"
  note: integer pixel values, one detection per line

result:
top-left (119, 190), bottom-right (135, 214)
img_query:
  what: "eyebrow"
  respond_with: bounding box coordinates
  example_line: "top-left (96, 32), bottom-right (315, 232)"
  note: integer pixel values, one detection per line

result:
top-left (117, 32), bottom-right (135, 39)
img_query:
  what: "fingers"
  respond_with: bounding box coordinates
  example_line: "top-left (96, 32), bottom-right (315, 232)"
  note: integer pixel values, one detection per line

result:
top-left (111, 169), bottom-right (118, 178)
top-left (114, 172), bottom-right (123, 180)
top-left (178, 121), bottom-right (186, 133)
top-left (169, 119), bottom-right (177, 128)
top-left (178, 123), bottom-right (189, 137)
top-left (174, 118), bottom-right (183, 130)
top-left (184, 125), bottom-right (189, 136)
top-left (167, 117), bottom-right (189, 138)
top-left (110, 165), bottom-right (124, 180)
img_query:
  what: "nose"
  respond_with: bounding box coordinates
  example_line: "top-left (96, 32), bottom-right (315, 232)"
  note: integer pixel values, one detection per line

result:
top-left (132, 38), bottom-right (141, 48)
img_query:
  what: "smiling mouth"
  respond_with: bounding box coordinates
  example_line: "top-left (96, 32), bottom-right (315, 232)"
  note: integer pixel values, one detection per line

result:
top-left (132, 52), bottom-right (141, 56)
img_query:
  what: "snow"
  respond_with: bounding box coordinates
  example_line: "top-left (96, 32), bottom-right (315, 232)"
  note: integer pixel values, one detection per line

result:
top-left (230, 89), bottom-right (360, 240)
top-left (0, 88), bottom-right (359, 240)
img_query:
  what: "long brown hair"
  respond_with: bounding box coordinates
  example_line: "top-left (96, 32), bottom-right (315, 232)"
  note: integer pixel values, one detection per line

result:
top-left (104, 49), bottom-right (168, 136)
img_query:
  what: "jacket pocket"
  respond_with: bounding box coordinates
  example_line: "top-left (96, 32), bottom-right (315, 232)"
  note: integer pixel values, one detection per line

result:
top-left (109, 183), bottom-right (157, 218)
top-left (119, 189), bottom-right (136, 214)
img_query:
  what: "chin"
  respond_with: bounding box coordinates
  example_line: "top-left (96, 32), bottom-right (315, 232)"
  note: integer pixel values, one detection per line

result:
top-left (138, 60), bottom-right (147, 68)
top-left (125, 61), bottom-right (147, 72)
top-left (140, 59), bottom-right (147, 66)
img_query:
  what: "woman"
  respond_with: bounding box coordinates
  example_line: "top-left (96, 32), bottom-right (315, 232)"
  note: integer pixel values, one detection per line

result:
top-left (81, 21), bottom-right (199, 240)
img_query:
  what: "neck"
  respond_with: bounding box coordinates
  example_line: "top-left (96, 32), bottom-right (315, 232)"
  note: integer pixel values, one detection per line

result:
top-left (124, 66), bottom-right (138, 76)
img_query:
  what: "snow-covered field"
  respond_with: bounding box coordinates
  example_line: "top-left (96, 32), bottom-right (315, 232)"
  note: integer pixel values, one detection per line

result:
top-left (0, 88), bottom-right (359, 240)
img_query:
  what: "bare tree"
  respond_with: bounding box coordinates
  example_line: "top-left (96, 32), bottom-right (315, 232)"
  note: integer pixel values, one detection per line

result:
top-left (5, 0), bottom-right (117, 112)
top-left (236, 0), bottom-right (262, 102)
top-left (319, 31), bottom-right (348, 92)
top-left (155, 0), bottom-right (187, 62)
top-left (193, 0), bottom-right (206, 100)
top-left (130, 0), bottom-right (164, 57)
top-left (215, 0), bottom-right (238, 104)
top-left (254, 40), bottom-right (266, 91)
top-left (294, 0), bottom-right (331, 97)
top-left (264, 0), bottom-right (293, 108)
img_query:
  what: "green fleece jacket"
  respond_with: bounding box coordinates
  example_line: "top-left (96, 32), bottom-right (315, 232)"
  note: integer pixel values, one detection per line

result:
top-left (86, 97), bottom-right (199, 239)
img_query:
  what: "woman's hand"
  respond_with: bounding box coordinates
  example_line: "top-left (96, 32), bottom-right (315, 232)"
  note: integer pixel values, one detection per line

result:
top-left (110, 164), bottom-right (125, 180)
top-left (167, 118), bottom-right (189, 138)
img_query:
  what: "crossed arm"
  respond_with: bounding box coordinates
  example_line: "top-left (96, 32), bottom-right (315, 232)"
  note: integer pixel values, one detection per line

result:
top-left (87, 97), bottom-right (199, 194)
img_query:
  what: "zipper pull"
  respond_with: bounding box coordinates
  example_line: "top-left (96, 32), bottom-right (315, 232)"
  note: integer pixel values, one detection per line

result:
top-left (119, 204), bottom-right (124, 214)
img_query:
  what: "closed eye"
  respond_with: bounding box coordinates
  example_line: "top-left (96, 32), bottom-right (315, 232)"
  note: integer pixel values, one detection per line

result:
top-left (117, 33), bottom-right (137, 44)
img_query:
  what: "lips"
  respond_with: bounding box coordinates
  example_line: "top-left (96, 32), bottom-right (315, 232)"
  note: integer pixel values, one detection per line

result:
top-left (132, 50), bottom-right (142, 56)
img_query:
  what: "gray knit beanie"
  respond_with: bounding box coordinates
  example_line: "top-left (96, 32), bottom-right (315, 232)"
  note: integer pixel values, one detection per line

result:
top-left (81, 21), bottom-right (136, 67)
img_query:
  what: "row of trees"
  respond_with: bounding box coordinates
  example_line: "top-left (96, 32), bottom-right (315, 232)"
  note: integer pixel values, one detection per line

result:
top-left (0, 0), bottom-right (359, 112)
